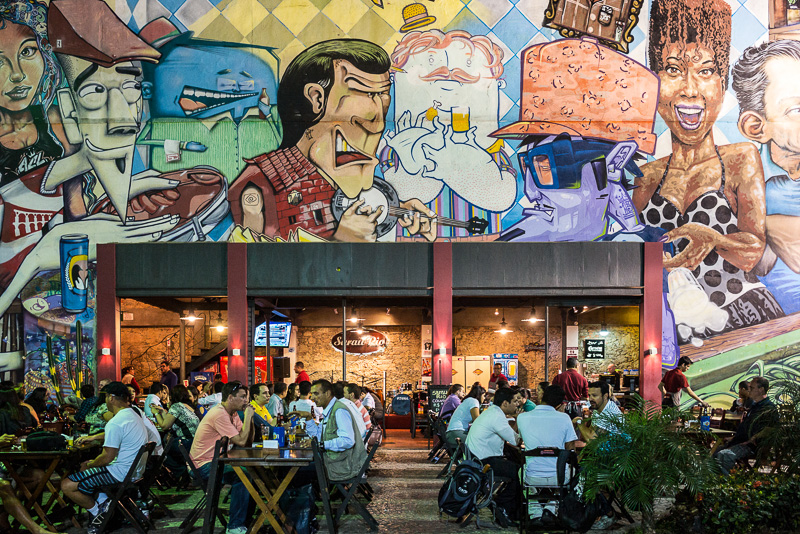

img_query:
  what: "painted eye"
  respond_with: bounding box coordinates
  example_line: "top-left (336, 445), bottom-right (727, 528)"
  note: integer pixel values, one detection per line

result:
top-left (428, 56), bottom-right (435, 64)
top-left (77, 83), bottom-right (107, 109)
top-left (466, 59), bottom-right (472, 67)
top-left (19, 45), bottom-right (38, 59)
top-left (121, 80), bottom-right (142, 103)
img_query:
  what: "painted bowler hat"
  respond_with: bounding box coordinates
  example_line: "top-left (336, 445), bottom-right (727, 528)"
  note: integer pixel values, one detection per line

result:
top-left (491, 37), bottom-right (659, 154)
top-left (400, 3), bottom-right (437, 33)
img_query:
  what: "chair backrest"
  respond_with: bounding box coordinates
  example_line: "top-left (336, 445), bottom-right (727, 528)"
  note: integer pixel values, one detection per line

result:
top-left (177, 439), bottom-right (206, 488)
top-left (311, 438), bottom-right (330, 488)
top-left (116, 441), bottom-right (157, 491)
top-left (138, 433), bottom-right (173, 490)
top-left (521, 447), bottom-right (577, 488)
top-left (392, 394), bottom-right (411, 416)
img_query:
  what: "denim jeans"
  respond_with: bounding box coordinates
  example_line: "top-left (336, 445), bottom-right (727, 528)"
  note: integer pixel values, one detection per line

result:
top-left (197, 462), bottom-right (252, 529)
top-left (713, 443), bottom-right (754, 476)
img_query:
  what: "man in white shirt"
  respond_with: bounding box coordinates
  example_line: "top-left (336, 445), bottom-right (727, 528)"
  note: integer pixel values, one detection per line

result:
top-left (338, 384), bottom-right (368, 441)
top-left (144, 383), bottom-right (168, 421)
top-left (62, 382), bottom-right (149, 534)
top-left (197, 381), bottom-right (224, 410)
top-left (345, 383), bottom-right (372, 433)
top-left (464, 387), bottom-right (522, 527)
top-left (518, 385), bottom-right (578, 486)
top-left (361, 388), bottom-right (376, 411)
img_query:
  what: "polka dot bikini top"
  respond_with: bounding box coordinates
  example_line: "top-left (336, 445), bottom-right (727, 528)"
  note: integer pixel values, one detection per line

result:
top-left (641, 146), bottom-right (761, 308)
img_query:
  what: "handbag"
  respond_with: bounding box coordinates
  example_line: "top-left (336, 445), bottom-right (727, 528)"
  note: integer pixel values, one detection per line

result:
top-left (555, 450), bottom-right (611, 533)
top-left (26, 430), bottom-right (67, 451)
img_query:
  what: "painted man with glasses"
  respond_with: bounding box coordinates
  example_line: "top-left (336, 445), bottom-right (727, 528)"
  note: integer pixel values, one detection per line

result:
top-left (190, 381), bottom-right (255, 534)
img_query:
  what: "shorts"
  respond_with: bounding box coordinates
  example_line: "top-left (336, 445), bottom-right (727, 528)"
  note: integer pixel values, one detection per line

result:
top-left (68, 467), bottom-right (119, 495)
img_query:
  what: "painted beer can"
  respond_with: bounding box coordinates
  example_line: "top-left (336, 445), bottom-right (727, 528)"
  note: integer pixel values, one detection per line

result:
top-left (60, 234), bottom-right (89, 313)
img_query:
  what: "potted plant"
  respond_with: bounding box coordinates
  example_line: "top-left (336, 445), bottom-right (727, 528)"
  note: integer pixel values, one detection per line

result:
top-left (578, 395), bottom-right (717, 534)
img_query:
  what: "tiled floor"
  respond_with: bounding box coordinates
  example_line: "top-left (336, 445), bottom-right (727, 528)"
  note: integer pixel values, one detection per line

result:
top-left (51, 431), bottom-right (658, 534)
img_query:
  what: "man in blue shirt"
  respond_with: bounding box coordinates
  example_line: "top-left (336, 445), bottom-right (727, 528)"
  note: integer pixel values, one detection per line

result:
top-left (160, 361), bottom-right (178, 390)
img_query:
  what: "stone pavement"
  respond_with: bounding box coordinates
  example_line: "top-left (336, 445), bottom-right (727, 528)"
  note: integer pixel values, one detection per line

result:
top-left (53, 444), bottom-right (667, 534)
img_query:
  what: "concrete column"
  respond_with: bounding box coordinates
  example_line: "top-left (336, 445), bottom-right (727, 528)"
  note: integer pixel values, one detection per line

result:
top-left (640, 242), bottom-right (663, 407)
top-left (95, 244), bottom-right (120, 383)
top-left (227, 243), bottom-right (248, 383)
top-left (432, 242), bottom-right (453, 385)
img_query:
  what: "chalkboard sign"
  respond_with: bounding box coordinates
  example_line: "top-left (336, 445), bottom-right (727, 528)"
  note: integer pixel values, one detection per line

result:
top-left (585, 339), bottom-right (605, 360)
top-left (428, 385), bottom-right (450, 415)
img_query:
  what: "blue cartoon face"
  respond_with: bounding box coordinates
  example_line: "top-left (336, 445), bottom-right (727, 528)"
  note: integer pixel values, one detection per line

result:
top-left (144, 37), bottom-right (278, 121)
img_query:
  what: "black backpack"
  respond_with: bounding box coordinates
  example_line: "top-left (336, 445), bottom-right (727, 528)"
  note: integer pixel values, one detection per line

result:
top-left (437, 458), bottom-right (493, 519)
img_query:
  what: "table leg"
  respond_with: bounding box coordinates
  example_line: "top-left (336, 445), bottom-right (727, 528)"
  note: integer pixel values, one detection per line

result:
top-left (1, 458), bottom-right (60, 532)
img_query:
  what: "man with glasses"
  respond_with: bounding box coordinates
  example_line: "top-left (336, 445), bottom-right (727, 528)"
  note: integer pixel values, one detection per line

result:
top-left (61, 382), bottom-right (149, 534)
top-left (191, 381), bottom-right (255, 534)
top-left (713, 377), bottom-right (779, 475)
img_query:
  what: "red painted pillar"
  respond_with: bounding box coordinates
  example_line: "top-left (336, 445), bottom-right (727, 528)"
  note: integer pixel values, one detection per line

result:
top-left (640, 242), bottom-right (663, 407)
top-left (95, 243), bottom-right (120, 383)
top-left (227, 242), bottom-right (248, 384)
top-left (432, 242), bottom-right (453, 385)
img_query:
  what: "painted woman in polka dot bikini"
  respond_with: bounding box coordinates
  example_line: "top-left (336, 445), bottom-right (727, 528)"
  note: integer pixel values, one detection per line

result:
top-left (633, 0), bottom-right (784, 343)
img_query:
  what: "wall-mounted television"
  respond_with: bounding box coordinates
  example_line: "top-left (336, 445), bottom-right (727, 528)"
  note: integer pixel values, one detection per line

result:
top-left (254, 321), bottom-right (292, 347)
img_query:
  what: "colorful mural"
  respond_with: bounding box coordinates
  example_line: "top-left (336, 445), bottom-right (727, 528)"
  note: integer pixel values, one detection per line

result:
top-left (0, 0), bottom-right (798, 406)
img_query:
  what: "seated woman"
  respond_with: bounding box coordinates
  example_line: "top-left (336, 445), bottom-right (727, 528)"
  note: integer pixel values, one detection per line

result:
top-left (23, 387), bottom-right (48, 422)
top-left (152, 385), bottom-right (199, 479)
top-left (0, 387), bottom-right (36, 434)
top-left (445, 384), bottom-right (484, 450)
top-left (439, 384), bottom-right (463, 420)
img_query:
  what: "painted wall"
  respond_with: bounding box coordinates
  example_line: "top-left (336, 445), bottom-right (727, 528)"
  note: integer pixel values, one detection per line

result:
top-left (0, 0), bottom-right (799, 407)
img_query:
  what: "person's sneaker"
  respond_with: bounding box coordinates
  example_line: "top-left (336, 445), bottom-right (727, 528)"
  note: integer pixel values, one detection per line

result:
top-left (225, 527), bottom-right (248, 534)
top-left (591, 514), bottom-right (615, 530)
top-left (87, 500), bottom-right (110, 534)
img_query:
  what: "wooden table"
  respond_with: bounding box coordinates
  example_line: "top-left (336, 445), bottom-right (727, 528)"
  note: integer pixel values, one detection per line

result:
top-left (216, 447), bottom-right (314, 534)
top-left (0, 448), bottom-right (87, 531)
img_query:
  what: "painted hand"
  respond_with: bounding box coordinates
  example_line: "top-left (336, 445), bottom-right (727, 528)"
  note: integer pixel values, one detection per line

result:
top-left (397, 198), bottom-right (437, 242)
top-left (662, 223), bottom-right (719, 271)
top-left (333, 198), bottom-right (382, 242)
top-left (129, 169), bottom-right (180, 198)
top-left (384, 111), bottom-right (446, 176)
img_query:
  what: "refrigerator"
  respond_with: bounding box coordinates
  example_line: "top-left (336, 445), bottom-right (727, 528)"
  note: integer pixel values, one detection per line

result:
top-left (452, 356), bottom-right (492, 390)
top-left (493, 353), bottom-right (519, 386)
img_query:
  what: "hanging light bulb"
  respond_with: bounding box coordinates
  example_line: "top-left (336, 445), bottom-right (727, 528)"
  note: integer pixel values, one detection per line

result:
top-left (349, 307), bottom-right (361, 323)
top-left (494, 308), bottom-right (513, 334)
top-left (183, 298), bottom-right (198, 322)
top-left (494, 308), bottom-right (500, 316)
top-left (214, 310), bottom-right (226, 333)
top-left (522, 305), bottom-right (543, 323)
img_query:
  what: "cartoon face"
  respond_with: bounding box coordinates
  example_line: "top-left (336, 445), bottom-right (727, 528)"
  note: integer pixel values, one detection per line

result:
top-left (502, 137), bottom-right (617, 242)
top-left (393, 39), bottom-right (500, 140)
top-left (61, 56), bottom-right (143, 218)
top-left (657, 43), bottom-right (724, 146)
top-left (759, 55), bottom-right (800, 160)
top-left (302, 60), bottom-right (391, 199)
top-left (145, 38), bottom-right (278, 121)
top-left (0, 21), bottom-right (44, 112)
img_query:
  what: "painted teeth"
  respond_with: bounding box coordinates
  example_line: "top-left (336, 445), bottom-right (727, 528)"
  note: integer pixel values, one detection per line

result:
top-left (336, 135), bottom-right (356, 153)
top-left (677, 107), bottom-right (701, 115)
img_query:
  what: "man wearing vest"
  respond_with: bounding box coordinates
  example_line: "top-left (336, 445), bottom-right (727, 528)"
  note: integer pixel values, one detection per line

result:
top-left (301, 379), bottom-right (366, 481)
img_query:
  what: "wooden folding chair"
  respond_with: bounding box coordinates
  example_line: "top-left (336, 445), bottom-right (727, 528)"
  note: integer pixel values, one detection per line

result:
top-left (200, 437), bottom-right (231, 534)
top-left (95, 442), bottom-right (156, 534)
top-left (312, 438), bottom-right (379, 533)
top-left (136, 433), bottom-right (175, 520)
top-left (177, 440), bottom-right (227, 534)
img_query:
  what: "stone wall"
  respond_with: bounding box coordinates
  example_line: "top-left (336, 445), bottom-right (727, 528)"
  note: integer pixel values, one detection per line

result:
top-left (295, 326), bottom-right (421, 392)
top-left (578, 325), bottom-right (640, 375)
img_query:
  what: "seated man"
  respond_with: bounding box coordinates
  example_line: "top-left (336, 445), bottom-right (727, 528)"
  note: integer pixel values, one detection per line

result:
top-left (197, 381), bottom-right (224, 409)
top-left (341, 383), bottom-right (368, 440)
top-left (267, 382), bottom-right (287, 420)
top-left (144, 383), bottom-right (168, 421)
top-left (190, 381), bottom-right (254, 534)
top-left (577, 381), bottom-right (623, 442)
top-left (0, 434), bottom-right (56, 534)
top-left (296, 379), bottom-right (366, 481)
top-left (714, 377), bottom-right (778, 475)
top-left (517, 385), bottom-right (578, 486)
top-left (464, 387), bottom-right (523, 528)
top-left (61, 382), bottom-right (149, 534)
top-left (71, 384), bottom-right (98, 423)
top-left (288, 380), bottom-right (318, 422)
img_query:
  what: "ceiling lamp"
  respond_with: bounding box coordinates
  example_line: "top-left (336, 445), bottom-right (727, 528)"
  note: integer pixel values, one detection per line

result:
top-left (349, 307), bottom-right (364, 323)
top-left (599, 308), bottom-right (609, 336)
top-left (495, 309), bottom-right (513, 334)
top-left (522, 305), bottom-right (543, 323)
top-left (182, 298), bottom-right (198, 323)
top-left (494, 308), bottom-right (500, 316)
top-left (214, 310), bottom-right (226, 333)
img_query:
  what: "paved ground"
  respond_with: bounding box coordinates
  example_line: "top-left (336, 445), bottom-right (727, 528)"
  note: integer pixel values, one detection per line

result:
top-left (49, 432), bottom-right (669, 534)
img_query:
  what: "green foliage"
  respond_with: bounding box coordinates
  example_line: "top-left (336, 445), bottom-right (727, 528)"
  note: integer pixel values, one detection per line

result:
top-left (757, 380), bottom-right (800, 475)
top-left (690, 472), bottom-right (800, 533)
top-left (579, 395), bottom-right (718, 519)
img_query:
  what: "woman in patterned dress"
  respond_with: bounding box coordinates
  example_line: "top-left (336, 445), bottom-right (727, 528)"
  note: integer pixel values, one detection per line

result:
top-left (633, 0), bottom-right (783, 342)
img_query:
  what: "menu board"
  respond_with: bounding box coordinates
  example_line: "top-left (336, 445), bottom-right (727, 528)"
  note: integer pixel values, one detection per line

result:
top-left (428, 385), bottom-right (450, 415)
top-left (585, 339), bottom-right (605, 360)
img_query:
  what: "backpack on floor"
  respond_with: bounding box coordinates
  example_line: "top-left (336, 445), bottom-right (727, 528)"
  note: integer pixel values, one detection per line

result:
top-left (437, 458), bottom-right (493, 519)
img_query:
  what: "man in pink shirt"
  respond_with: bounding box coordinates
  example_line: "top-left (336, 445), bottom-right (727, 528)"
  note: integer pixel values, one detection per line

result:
top-left (190, 381), bottom-right (254, 534)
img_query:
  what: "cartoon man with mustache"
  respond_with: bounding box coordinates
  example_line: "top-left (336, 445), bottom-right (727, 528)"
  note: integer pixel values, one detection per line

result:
top-left (229, 39), bottom-right (436, 242)
top-left (380, 30), bottom-right (516, 239)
